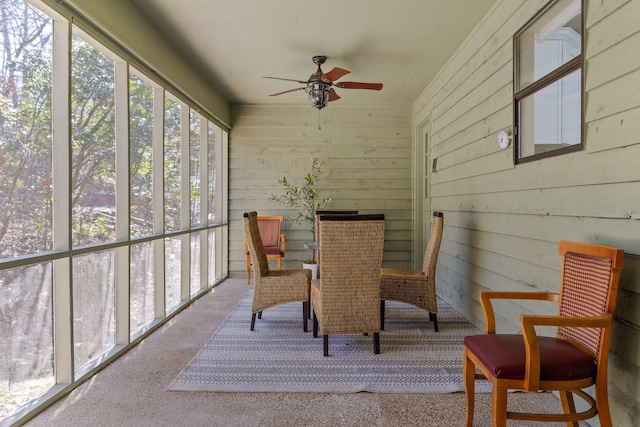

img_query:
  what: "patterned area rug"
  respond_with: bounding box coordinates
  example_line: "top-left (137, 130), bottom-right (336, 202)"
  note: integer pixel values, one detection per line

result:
top-left (168, 290), bottom-right (492, 393)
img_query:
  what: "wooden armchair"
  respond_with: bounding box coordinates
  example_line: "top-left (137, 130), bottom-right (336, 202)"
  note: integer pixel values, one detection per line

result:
top-left (463, 240), bottom-right (624, 427)
top-left (380, 212), bottom-right (443, 331)
top-left (244, 215), bottom-right (285, 284)
top-left (311, 214), bottom-right (385, 356)
top-left (243, 212), bottom-right (311, 332)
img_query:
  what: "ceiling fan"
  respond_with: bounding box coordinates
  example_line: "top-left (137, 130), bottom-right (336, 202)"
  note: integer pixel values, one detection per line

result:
top-left (263, 56), bottom-right (383, 110)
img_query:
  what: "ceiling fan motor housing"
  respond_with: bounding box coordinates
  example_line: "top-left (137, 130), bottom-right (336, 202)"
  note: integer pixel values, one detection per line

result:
top-left (306, 81), bottom-right (331, 109)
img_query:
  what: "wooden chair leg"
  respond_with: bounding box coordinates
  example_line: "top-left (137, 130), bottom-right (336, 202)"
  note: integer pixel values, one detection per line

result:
top-left (276, 257), bottom-right (281, 270)
top-left (313, 311), bottom-right (319, 338)
top-left (302, 301), bottom-right (308, 332)
top-left (491, 386), bottom-right (508, 427)
top-left (559, 391), bottom-right (579, 427)
top-left (323, 334), bottom-right (329, 357)
top-left (429, 312), bottom-right (439, 332)
top-left (595, 377), bottom-right (613, 427)
top-left (258, 311), bottom-right (262, 319)
top-left (373, 332), bottom-right (380, 354)
top-left (250, 313), bottom-right (256, 331)
top-left (380, 300), bottom-right (386, 330)
top-left (463, 349), bottom-right (476, 427)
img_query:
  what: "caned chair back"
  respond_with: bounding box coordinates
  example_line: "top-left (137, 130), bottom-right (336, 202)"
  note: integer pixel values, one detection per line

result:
top-left (317, 214), bottom-right (384, 334)
top-left (314, 210), bottom-right (358, 242)
top-left (557, 241), bottom-right (623, 356)
top-left (422, 212), bottom-right (444, 276)
top-left (243, 212), bottom-right (270, 279)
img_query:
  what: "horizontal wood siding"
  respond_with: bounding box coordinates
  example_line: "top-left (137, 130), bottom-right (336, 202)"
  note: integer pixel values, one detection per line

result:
top-left (229, 103), bottom-right (412, 276)
top-left (414, 0), bottom-right (640, 424)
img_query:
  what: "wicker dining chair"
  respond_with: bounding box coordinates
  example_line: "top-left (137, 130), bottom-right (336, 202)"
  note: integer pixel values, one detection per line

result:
top-left (244, 215), bottom-right (285, 284)
top-left (243, 211), bottom-right (311, 332)
top-left (463, 240), bottom-right (624, 427)
top-left (311, 214), bottom-right (385, 356)
top-left (308, 210), bottom-right (359, 265)
top-left (380, 211), bottom-right (443, 331)
top-left (313, 210), bottom-right (359, 242)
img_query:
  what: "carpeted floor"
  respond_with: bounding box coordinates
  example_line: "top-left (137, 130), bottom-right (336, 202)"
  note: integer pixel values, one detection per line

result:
top-left (24, 277), bottom-right (586, 427)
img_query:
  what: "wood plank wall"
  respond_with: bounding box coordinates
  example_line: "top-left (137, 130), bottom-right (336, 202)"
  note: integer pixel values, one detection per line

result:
top-left (228, 103), bottom-right (413, 277)
top-left (413, 1), bottom-right (640, 424)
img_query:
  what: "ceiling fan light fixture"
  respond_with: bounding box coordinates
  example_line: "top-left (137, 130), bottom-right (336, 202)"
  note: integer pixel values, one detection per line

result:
top-left (306, 81), bottom-right (331, 110)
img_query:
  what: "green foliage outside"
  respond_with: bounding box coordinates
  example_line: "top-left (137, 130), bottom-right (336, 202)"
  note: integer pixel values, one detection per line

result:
top-left (0, 0), bottom-right (175, 419)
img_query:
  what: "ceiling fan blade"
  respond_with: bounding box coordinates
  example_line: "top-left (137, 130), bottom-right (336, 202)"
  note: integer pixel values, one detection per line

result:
top-left (263, 76), bottom-right (308, 84)
top-left (321, 67), bottom-right (350, 82)
top-left (335, 82), bottom-right (383, 90)
top-left (268, 87), bottom-right (305, 96)
top-left (328, 89), bottom-right (341, 102)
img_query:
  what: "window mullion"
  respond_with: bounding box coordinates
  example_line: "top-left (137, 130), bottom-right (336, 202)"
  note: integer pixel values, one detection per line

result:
top-left (199, 119), bottom-right (208, 288)
top-left (515, 55), bottom-right (582, 100)
top-left (217, 131), bottom-right (228, 277)
top-left (152, 87), bottom-right (166, 318)
top-left (114, 60), bottom-right (130, 345)
top-left (51, 16), bottom-right (73, 385)
top-left (180, 106), bottom-right (190, 302)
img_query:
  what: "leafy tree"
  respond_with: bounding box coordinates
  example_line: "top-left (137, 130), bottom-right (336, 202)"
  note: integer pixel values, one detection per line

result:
top-left (70, 35), bottom-right (116, 247)
top-left (0, 1), bottom-right (54, 416)
top-left (164, 97), bottom-right (181, 231)
top-left (0, 1), bottom-right (195, 419)
top-left (0, 0), bottom-right (52, 257)
top-left (129, 74), bottom-right (154, 237)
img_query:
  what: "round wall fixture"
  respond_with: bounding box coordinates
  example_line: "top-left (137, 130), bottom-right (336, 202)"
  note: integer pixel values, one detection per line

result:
top-left (497, 130), bottom-right (511, 149)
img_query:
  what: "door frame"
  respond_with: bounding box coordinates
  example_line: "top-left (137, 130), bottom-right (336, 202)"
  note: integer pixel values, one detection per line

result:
top-left (413, 116), bottom-right (431, 269)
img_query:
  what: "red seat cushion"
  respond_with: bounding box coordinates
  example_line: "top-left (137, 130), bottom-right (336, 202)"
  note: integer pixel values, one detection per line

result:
top-left (247, 247), bottom-right (283, 256)
top-left (464, 334), bottom-right (596, 381)
top-left (263, 247), bottom-right (283, 256)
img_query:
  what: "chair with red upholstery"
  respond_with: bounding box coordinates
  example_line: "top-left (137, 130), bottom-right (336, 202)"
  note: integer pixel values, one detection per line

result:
top-left (463, 240), bottom-right (624, 427)
top-left (245, 215), bottom-right (285, 284)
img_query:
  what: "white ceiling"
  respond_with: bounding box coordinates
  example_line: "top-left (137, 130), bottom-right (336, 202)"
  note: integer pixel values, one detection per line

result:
top-left (130, 0), bottom-right (498, 106)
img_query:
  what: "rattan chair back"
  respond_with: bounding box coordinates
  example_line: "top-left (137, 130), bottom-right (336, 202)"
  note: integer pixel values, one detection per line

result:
top-left (243, 211), bottom-right (311, 332)
top-left (379, 212), bottom-right (443, 331)
top-left (244, 212), bottom-right (270, 279)
top-left (422, 212), bottom-right (444, 276)
top-left (311, 214), bottom-right (385, 356)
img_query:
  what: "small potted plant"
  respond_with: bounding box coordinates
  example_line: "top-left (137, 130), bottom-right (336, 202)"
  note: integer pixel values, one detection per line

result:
top-left (268, 158), bottom-right (331, 278)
